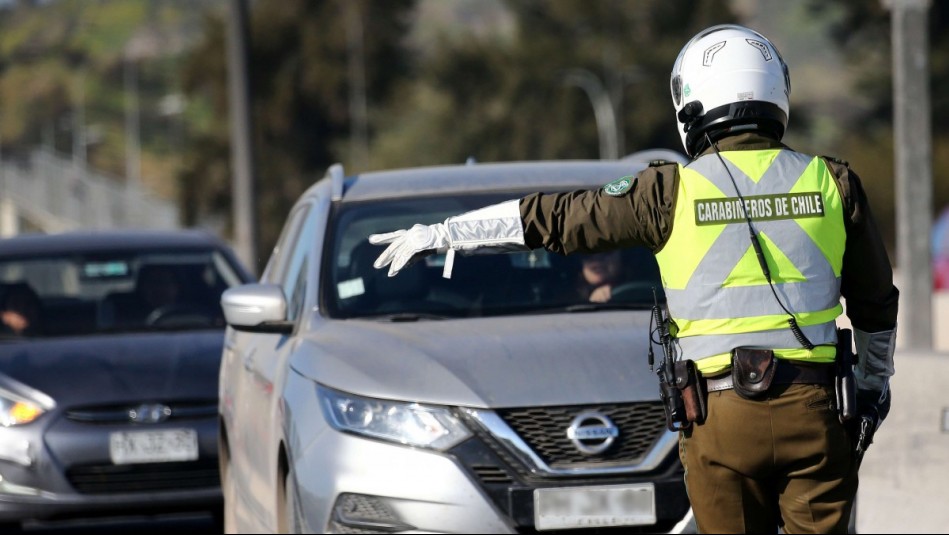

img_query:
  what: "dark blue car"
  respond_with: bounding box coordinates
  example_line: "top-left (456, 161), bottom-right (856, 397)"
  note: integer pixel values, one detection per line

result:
top-left (0, 230), bottom-right (253, 530)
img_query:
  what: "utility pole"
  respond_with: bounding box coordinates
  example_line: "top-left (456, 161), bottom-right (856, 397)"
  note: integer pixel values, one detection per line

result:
top-left (344, 0), bottom-right (369, 170)
top-left (227, 0), bottom-right (259, 274)
top-left (886, 0), bottom-right (933, 350)
top-left (124, 59), bottom-right (141, 193)
top-left (0, 114), bottom-right (14, 237)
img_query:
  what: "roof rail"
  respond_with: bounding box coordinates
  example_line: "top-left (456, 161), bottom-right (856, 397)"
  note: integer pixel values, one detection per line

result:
top-left (328, 163), bottom-right (345, 201)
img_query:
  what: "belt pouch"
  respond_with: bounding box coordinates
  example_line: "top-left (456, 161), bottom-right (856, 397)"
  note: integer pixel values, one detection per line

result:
top-left (731, 348), bottom-right (776, 400)
top-left (674, 360), bottom-right (707, 424)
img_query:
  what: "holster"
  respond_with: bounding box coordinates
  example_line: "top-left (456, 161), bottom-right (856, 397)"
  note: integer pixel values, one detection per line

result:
top-left (731, 348), bottom-right (777, 400)
top-left (836, 328), bottom-right (857, 423)
top-left (674, 360), bottom-right (707, 425)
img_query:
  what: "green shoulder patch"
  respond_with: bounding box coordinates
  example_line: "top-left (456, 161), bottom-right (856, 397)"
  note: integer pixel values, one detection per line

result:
top-left (603, 175), bottom-right (634, 197)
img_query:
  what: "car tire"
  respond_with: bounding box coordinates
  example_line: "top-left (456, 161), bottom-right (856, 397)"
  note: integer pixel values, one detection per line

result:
top-left (220, 447), bottom-right (239, 534)
top-left (278, 468), bottom-right (302, 534)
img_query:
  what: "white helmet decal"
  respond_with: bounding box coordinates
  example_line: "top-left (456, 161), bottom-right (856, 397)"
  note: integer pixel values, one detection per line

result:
top-left (702, 42), bottom-right (726, 67)
top-left (745, 39), bottom-right (773, 61)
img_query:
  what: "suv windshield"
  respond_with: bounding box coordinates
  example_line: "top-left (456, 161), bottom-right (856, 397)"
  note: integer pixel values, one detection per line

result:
top-left (325, 193), bottom-right (664, 319)
top-left (0, 248), bottom-right (245, 338)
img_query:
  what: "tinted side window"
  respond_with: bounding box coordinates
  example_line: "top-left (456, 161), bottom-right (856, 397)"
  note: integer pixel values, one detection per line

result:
top-left (281, 209), bottom-right (320, 322)
top-left (262, 205), bottom-right (310, 284)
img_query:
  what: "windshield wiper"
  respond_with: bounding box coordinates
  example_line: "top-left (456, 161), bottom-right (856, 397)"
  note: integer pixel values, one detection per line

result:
top-left (365, 312), bottom-right (452, 322)
top-left (563, 302), bottom-right (653, 313)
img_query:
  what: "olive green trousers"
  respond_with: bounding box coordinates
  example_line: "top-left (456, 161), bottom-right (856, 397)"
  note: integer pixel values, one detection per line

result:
top-left (679, 383), bottom-right (858, 534)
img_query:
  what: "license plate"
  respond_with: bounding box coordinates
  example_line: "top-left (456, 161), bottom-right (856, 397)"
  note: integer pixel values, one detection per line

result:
top-left (534, 483), bottom-right (656, 531)
top-left (109, 429), bottom-right (199, 465)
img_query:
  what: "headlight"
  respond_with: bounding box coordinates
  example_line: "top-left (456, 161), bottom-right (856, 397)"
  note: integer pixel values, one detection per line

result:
top-left (0, 379), bottom-right (54, 428)
top-left (318, 387), bottom-right (472, 451)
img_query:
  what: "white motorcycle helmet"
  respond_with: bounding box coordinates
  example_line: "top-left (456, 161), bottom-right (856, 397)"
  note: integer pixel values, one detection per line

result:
top-left (670, 24), bottom-right (791, 158)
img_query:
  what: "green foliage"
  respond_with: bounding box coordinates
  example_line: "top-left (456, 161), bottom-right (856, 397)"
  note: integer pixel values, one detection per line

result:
top-left (371, 0), bottom-right (736, 169)
top-left (0, 0), bottom-right (221, 193)
top-left (6, 0), bottom-right (945, 270)
top-left (180, 0), bottom-right (416, 264)
top-left (805, 0), bottom-right (949, 252)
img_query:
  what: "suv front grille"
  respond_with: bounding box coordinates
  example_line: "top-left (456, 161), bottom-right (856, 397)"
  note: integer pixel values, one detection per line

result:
top-left (496, 402), bottom-right (667, 469)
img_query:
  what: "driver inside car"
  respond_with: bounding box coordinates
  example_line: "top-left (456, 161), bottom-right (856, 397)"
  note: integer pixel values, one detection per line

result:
top-left (137, 265), bottom-right (181, 316)
top-left (99, 264), bottom-right (183, 328)
top-left (574, 250), bottom-right (625, 303)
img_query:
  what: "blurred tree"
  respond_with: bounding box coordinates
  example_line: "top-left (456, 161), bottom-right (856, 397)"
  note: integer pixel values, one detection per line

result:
top-left (0, 0), bottom-right (219, 200)
top-left (370, 0), bottom-right (737, 169)
top-left (179, 0), bottom-right (415, 263)
top-left (807, 0), bottom-right (949, 251)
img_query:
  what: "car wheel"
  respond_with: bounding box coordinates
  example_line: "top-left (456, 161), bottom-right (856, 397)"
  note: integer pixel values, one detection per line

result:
top-left (220, 447), bottom-right (239, 534)
top-left (278, 469), bottom-right (302, 534)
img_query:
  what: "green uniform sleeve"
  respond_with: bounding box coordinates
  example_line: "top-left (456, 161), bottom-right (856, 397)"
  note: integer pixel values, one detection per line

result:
top-left (826, 159), bottom-right (900, 332)
top-left (518, 164), bottom-right (679, 255)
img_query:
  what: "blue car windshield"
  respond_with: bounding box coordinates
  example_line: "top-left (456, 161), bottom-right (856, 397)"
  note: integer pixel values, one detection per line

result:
top-left (324, 193), bottom-right (664, 320)
top-left (0, 249), bottom-right (246, 338)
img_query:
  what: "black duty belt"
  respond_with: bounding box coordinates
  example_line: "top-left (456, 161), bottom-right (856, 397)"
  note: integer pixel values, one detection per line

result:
top-left (704, 359), bottom-right (834, 393)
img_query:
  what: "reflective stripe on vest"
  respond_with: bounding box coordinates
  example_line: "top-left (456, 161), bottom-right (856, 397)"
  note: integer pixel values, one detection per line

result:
top-left (654, 149), bottom-right (846, 370)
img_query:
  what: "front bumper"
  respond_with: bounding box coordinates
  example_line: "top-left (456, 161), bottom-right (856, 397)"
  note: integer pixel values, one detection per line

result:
top-left (294, 421), bottom-right (690, 534)
top-left (0, 484), bottom-right (221, 523)
top-left (0, 414), bottom-right (221, 523)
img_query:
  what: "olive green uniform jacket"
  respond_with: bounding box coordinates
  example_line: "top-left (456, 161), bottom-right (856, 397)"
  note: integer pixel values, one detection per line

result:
top-left (518, 132), bottom-right (899, 334)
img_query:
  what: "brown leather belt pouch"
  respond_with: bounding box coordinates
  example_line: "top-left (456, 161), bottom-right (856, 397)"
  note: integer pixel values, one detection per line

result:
top-left (674, 360), bottom-right (707, 424)
top-left (731, 348), bottom-right (777, 400)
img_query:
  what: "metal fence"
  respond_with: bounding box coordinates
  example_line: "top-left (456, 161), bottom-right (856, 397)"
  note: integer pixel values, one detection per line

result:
top-left (0, 148), bottom-right (179, 235)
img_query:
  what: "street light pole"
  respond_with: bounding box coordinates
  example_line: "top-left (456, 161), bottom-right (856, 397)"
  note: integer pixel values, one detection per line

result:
top-left (227, 0), bottom-right (259, 274)
top-left (885, 0), bottom-right (933, 350)
top-left (561, 68), bottom-right (619, 160)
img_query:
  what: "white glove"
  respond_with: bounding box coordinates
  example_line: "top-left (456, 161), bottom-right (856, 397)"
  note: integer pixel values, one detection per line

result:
top-left (370, 223), bottom-right (451, 278)
top-left (369, 200), bottom-right (528, 278)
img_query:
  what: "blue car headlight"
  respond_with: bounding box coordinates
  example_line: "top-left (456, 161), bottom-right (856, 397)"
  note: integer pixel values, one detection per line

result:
top-left (318, 386), bottom-right (472, 451)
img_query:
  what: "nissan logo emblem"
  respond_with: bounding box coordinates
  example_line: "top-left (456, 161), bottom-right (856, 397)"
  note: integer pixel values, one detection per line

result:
top-left (566, 411), bottom-right (619, 455)
top-left (128, 404), bottom-right (172, 424)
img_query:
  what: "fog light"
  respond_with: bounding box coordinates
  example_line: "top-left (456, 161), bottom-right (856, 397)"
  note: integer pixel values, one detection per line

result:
top-left (328, 493), bottom-right (415, 534)
top-left (0, 474), bottom-right (41, 496)
top-left (0, 434), bottom-right (32, 467)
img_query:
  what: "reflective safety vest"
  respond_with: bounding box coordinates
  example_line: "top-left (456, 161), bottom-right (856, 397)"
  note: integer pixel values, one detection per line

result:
top-left (654, 149), bottom-right (845, 375)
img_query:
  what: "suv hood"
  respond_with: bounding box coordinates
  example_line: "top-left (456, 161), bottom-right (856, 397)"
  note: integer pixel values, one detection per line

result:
top-left (0, 332), bottom-right (224, 407)
top-left (293, 311), bottom-right (660, 408)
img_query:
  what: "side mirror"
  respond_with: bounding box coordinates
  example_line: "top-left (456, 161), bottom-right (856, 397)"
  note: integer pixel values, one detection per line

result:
top-left (221, 284), bottom-right (293, 334)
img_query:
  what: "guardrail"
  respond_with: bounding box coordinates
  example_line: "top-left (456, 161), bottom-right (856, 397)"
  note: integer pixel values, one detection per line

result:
top-left (0, 148), bottom-right (179, 235)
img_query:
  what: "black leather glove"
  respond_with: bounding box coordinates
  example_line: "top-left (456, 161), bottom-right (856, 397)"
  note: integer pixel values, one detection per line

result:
top-left (852, 388), bottom-right (891, 461)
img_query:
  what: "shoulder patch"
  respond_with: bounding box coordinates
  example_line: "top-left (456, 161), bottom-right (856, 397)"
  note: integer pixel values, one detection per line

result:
top-left (603, 175), bottom-right (635, 197)
top-left (821, 155), bottom-right (850, 167)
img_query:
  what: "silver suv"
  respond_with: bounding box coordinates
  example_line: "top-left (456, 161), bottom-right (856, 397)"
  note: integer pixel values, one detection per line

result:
top-left (218, 154), bottom-right (695, 533)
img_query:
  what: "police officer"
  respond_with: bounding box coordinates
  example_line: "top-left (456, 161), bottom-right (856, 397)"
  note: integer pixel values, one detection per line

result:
top-left (371, 24), bottom-right (898, 534)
